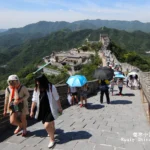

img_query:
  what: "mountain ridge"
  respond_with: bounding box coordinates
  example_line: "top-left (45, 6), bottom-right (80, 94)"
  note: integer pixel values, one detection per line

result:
top-left (0, 27), bottom-right (150, 89)
top-left (1, 19), bottom-right (150, 35)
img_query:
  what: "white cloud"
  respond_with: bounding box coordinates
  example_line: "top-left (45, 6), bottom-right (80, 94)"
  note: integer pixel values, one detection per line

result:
top-left (0, 9), bottom-right (88, 28)
top-left (1, 1), bottom-right (150, 29)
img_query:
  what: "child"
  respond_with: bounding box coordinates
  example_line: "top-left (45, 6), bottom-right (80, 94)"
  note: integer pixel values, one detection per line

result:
top-left (117, 78), bottom-right (124, 95)
top-left (68, 86), bottom-right (78, 105)
top-left (109, 78), bottom-right (115, 96)
top-left (80, 84), bottom-right (88, 107)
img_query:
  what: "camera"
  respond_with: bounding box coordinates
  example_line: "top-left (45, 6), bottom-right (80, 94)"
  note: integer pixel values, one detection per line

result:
top-left (9, 101), bottom-right (19, 112)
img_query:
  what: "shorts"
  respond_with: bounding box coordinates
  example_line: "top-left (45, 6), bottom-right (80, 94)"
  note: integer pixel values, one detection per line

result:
top-left (71, 92), bottom-right (77, 96)
top-left (80, 91), bottom-right (87, 99)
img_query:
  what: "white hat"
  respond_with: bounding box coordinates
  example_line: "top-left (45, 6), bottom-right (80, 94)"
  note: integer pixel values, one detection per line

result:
top-left (7, 75), bottom-right (19, 81)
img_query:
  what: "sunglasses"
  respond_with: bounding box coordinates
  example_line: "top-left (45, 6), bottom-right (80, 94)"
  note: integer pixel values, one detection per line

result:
top-left (9, 80), bottom-right (17, 84)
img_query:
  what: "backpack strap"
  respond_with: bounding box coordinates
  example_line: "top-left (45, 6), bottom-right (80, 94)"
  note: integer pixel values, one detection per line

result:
top-left (7, 85), bottom-right (23, 94)
top-left (49, 83), bottom-right (55, 101)
top-left (18, 85), bottom-right (23, 93)
top-left (68, 87), bottom-right (70, 93)
top-left (7, 87), bottom-right (10, 94)
top-left (49, 83), bottom-right (52, 92)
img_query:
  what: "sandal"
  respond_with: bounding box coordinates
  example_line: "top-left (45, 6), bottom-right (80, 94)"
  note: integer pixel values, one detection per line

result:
top-left (14, 127), bottom-right (22, 134)
top-left (22, 130), bottom-right (27, 137)
top-left (80, 104), bottom-right (83, 107)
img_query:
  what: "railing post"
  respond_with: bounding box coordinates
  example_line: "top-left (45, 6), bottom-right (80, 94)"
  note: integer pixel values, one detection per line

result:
top-left (141, 89), bottom-right (146, 103)
top-left (148, 103), bottom-right (150, 123)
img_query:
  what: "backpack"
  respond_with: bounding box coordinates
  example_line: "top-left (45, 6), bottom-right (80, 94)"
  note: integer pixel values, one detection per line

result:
top-left (99, 80), bottom-right (108, 91)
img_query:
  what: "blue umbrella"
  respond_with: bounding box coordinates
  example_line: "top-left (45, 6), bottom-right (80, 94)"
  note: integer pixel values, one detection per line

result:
top-left (66, 75), bottom-right (87, 87)
top-left (114, 71), bottom-right (122, 75)
top-left (115, 74), bottom-right (125, 78)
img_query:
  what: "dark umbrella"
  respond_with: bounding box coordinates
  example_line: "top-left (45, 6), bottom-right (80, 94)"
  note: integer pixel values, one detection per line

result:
top-left (93, 67), bottom-right (114, 80)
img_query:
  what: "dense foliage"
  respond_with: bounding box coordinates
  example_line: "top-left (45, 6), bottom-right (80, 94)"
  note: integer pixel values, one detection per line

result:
top-left (77, 52), bottom-right (102, 80)
top-left (0, 29), bottom-right (92, 89)
top-left (89, 27), bottom-right (150, 54)
top-left (109, 42), bottom-right (150, 71)
top-left (0, 26), bottom-right (150, 90)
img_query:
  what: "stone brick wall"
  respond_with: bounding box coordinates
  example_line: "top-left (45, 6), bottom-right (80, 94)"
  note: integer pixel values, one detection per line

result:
top-left (0, 93), bottom-right (10, 135)
top-left (112, 52), bottom-right (150, 104)
top-left (139, 72), bottom-right (150, 103)
top-left (0, 80), bottom-right (99, 134)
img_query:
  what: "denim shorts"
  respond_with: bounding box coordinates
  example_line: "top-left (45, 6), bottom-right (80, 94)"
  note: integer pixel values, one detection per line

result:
top-left (80, 91), bottom-right (87, 98)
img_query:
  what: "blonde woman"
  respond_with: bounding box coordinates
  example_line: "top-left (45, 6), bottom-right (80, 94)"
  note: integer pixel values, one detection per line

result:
top-left (3, 75), bottom-right (29, 136)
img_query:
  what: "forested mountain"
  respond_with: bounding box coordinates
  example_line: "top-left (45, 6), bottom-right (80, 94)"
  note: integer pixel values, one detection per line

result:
top-left (0, 29), bottom-right (92, 74)
top-left (0, 27), bottom-right (150, 89)
top-left (0, 29), bottom-right (7, 33)
top-left (1, 19), bottom-right (150, 59)
top-left (1, 21), bottom-right (70, 35)
top-left (0, 21), bottom-right (96, 37)
top-left (1, 19), bottom-right (150, 36)
top-left (0, 32), bottom-right (44, 53)
top-left (1, 27), bottom-right (150, 69)
top-left (0, 32), bottom-right (46, 65)
top-left (0, 29), bottom-right (93, 89)
top-left (0, 19), bottom-right (150, 57)
top-left (89, 27), bottom-right (150, 54)
top-left (74, 20), bottom-right (150, 33)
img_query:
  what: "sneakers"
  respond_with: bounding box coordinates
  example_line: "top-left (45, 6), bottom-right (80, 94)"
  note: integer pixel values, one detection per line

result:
top-left (48, 141), bottom-right (55, 148)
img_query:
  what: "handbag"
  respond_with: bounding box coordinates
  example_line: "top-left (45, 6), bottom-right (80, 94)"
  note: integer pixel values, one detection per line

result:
top-left (33, 106), bottom-right (37, 117)
top-left (9, 100), bottom-right (23, 113)
top-left (67, 94), bottom-right (72, 105)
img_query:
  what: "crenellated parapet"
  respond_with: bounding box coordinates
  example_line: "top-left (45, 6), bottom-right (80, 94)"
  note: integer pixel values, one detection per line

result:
top-left (139, 72), bottom-right (150, 102)
top-left (0, 80), bottom-right (99, 134)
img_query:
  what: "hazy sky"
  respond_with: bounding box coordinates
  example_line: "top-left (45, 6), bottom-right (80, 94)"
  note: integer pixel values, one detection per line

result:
top-left (0, 0), bottom-right (150, 29)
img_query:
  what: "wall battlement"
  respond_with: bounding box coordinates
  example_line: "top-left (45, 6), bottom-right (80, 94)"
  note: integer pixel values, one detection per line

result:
top-left (0, 80), bottom-right (99, 134)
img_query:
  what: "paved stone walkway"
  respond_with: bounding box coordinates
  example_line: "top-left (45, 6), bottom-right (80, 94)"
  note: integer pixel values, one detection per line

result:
top-left (0, 86), bottom-right (150, 150)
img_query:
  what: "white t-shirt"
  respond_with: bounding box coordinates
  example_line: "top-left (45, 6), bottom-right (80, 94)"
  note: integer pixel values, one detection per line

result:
top-left (32, 84), bottom-right (60, 119)
top-left (70, 87), bottom-right (77, 93)
top-left (117, 80), bottom-right (123, 87)
top-left (110, 81), bottom-right (115, 88)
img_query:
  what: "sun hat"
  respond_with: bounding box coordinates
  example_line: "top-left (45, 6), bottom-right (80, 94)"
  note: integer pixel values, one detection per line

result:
top-left (7, 75), bottom-right (19, 82)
